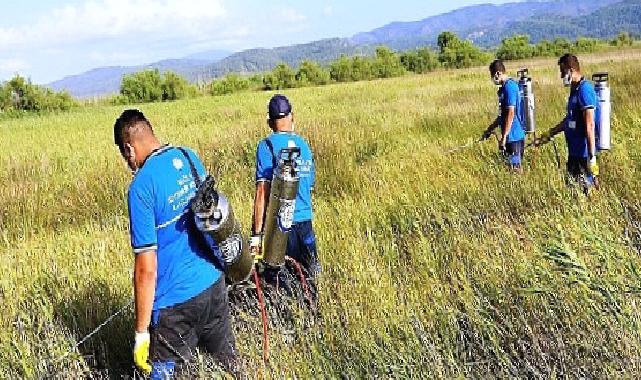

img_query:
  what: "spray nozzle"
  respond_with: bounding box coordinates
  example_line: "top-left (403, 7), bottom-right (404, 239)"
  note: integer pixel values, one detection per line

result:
top-left (517, 68), bottom-right (529, 79)
top-left (278, 147), bottom-right (301, 164)
top-left (592, 72), bottom-right (609, 83)
top-left (192, 176), bottom-right (220, 216)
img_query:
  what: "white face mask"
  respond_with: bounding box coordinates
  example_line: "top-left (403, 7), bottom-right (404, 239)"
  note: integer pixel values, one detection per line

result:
top-left (492, 73), bottom-right (501, 86)
top-left (562, 70), bottom-right (572, 87)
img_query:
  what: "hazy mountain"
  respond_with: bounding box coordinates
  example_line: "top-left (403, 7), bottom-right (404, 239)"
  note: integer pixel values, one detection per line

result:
top-left (48, 0), bottom-right (641, 98)
top-left (48, 55), bottom-right (229, 98)
top-left (183, 49), bottom-right (233, 62)
top-left (352, 0), bottom-right (624, 49)
top-left (194, 38), bottom-right (372, 80)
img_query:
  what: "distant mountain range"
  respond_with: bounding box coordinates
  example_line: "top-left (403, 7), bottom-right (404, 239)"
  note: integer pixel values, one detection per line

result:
top-left (48, 0), bottom-right (641, 98)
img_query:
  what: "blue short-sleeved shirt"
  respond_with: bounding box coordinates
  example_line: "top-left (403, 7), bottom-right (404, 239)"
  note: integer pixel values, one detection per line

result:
top-left (498, 79), bottom-right (526, 143)
top-left (128, 145), bottom-right (221, 311)
top-left (256, 132), bottom-right (315, 223)
top-left (565, 79), bottom-right (597, 158)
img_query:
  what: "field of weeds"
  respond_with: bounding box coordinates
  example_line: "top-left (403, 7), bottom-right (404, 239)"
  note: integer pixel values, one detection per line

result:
top-left (1, 49), bottom-right (641, 378)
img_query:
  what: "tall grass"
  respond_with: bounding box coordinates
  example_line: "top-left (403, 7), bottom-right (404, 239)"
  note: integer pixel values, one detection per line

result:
top-left (1, 49), bottom-right (640, 378)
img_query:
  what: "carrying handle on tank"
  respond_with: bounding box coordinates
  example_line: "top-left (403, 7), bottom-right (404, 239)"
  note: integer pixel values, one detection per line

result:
top-left (592, 72), bottom-right (609, 83)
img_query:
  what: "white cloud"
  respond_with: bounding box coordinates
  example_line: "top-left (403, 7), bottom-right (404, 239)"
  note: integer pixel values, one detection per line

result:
top-left (0, 0), bottom-right (230, 50)
top-left (0, 58), bottom-right (28, 73)
top-left (280, 8), bottom-right (307, 23)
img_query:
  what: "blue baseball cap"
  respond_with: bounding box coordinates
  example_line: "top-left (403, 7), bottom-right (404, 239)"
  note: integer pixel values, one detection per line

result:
top-left (268, 94), bottom-right (292, 120)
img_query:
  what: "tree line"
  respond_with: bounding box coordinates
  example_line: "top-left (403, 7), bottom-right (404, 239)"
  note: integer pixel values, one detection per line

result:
top-left (0, 31), bottom-right (637, 114)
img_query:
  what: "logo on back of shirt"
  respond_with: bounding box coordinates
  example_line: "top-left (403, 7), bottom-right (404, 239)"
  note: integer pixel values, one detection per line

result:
top-left (288, 140), bottom-right (297, 148)
top-left (173, 158), bottom-right (184, 170)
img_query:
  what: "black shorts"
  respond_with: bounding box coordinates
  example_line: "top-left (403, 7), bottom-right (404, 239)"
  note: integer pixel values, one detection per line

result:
top-left (150, 277), bottom-right (236, 372)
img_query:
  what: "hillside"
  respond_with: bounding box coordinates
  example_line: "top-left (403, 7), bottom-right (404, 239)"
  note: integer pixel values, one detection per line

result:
top-left (2, 49), bottom-right (641, 378)
top-left (47, 56), bottom-right (229, 99)
top-left (351, 0), bottom-right (621, 46)
top-left (46, 0), bottom-right (641, 98)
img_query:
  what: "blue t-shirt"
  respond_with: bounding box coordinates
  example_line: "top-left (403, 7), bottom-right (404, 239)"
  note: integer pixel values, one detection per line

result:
top-left (256, 132), bottom-right (315, 223)
top-left (498, 79), bottom-right (526, 143)
top-left (565, 79), bottom-right (597, 158)
top-left (128, 145), bottom-right (221, 311)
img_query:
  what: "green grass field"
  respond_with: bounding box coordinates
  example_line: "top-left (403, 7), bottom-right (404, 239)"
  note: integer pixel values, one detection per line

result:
top-left (1, 49), bottom-right (641, 378)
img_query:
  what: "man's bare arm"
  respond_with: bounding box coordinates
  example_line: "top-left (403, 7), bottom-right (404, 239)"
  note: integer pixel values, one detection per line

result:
top-left (252, 181), bottom-right (271, 235)
top-left (584, 108), bottom-right (596, 157)
top-left (134, 251), bottom-right (157, 333)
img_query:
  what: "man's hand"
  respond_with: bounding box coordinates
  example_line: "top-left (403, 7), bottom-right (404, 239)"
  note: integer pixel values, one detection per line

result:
top-left (498, 140), bottom-right (506, 153)
top-left (134, 331), bottom-right (152, 374)
top-left (589, 157), bottom-right (600, 177)
top-left (250, 234), bottom-right (263, 260)
top-left (532, 132), bottom-right (551, 147)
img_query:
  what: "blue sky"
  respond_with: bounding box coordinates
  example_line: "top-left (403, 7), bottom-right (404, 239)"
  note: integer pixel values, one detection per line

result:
top-left (0, 0), bottom-right (513, 84)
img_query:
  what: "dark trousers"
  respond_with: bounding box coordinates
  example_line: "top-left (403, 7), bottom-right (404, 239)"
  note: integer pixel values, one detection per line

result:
top-left (286, 220), bottom-right (320, 279)
top-left (566, 155), bottom-right (596, 192)
top-left (262, 220), bottom-right (320, 302)
top-left (149, 277), bottom-right (236, 377)
top-left (505, 140), bottom-right (525, 168)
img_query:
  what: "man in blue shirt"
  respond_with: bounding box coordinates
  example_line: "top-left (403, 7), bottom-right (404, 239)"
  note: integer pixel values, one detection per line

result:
top-left (113, 110), bottom-right (235, 378)
top-left (534, 54), bottom-right (600, 192)
top-left (482, 59), bottom-right (527, 171)
top-left (250, 95), bottom-right (319, 293)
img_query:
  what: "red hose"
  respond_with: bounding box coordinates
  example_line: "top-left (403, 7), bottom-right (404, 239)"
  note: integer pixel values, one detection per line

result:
top-left (253, 269), bottom-right (269, 363)
top-left (285, 257), bottom-right (315, 311)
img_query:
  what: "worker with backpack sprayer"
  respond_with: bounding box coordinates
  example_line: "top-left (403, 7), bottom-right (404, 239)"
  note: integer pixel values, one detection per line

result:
top-left (250, 94), bottom-right (320, 304)
top-left (481, 59), bottom-right (527, 172)
top-left (532, 54), bottom-right (611, 194)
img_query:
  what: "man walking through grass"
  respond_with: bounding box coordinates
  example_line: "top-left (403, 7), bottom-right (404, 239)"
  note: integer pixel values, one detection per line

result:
top-left (482, 59), bottom-right (526, 172)
top-left (250, 95), bottom-right (320, 300)
top-left (533, 54), bottom-right (600, 193)
top-left (113, 109), bottom-right (236, 378)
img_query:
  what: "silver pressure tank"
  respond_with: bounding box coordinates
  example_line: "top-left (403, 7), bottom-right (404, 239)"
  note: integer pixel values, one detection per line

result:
top-left (593, 72), bottom-right (611, 151)
top-left (517, 68), bottom-right (536, 134)
top-left (262, 147), bottom-right (301, 268)
top-left (192, 177), bottom-right (253, 283)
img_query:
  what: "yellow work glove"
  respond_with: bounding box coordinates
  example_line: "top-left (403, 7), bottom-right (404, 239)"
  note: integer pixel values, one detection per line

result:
top-left (250, 234), bottom-right (263, 261)
top-left (134, 331), bottom-right (152, 375)
top-left (589, 157), bottom-right (600, 177)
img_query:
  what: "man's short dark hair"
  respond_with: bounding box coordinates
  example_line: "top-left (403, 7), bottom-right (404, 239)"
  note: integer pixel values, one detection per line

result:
top-left (489, 59), bottom-right (506, 74)
top-left (558, 54), bottom-right (581, 71)
top-left (114, 109), bottom-right (153, 152)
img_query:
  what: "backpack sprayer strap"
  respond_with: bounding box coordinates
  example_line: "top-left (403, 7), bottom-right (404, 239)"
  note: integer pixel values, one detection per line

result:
top-left (263, 138), bottom-right (277, 168)
top-left (177, 147), bottom-right (202, 188)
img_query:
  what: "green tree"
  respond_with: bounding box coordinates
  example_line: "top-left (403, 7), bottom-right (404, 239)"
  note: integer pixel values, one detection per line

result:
top-left (496, 35), bottom-right (535, 60)
top-left (210, 73), bottom-right (250, 96)
top-left (437, 31), bottom-right (460, 54)
top-left (373, 46), bottom-right (406, 78)
top-left (0, 75), bottom-right (75, 113)
top-left (120, 69), bottom-right (164, 103)
top-left (295, 60), bottom-right (330, 86)
top-left (329, 55), bottom-right (353, 82)
top-left (263, 63), bottom-right (296, 90)
top-left (350, 56), bottom-right (375, 81)
top-left (611, 31), bottom-right (634, 47)
top-left (161, 71), bottom-right (189, 101)
top-left (438, 34), bottom-right (490, 69)
top-left (400, 48), bottom-right (440, 74)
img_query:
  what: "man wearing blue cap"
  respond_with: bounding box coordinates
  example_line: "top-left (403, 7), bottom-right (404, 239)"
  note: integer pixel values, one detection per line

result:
top-left (250, 94), bottom-right (319, 293)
